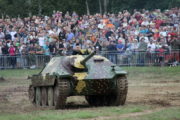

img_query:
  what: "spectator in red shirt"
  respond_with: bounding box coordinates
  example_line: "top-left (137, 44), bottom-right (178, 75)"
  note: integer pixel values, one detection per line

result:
top-left (156, 46), bottom-right (165, 65)
top-left (8, 44), bottom-right (16, 56)
top-left (155, 17), bottom-right (164, 29)
top-left (8, 44), bottom-right (16, 68)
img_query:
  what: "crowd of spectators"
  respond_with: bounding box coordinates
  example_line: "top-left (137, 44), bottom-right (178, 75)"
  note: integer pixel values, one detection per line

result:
top-left (0, 8), bottom-right (179, 58)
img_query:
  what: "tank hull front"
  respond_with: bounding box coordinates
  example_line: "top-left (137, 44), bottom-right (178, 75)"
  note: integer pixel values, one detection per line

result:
top-left (71, 79), bottom-right (116, 96)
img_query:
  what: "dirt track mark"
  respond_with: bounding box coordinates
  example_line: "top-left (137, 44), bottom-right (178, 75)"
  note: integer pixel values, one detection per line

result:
top-left (0, 94), bottom-right (8, 102)
top-left (155, 80), bottom-right (180, 83)
top-left (87, 108), bottom-right (164, 120)
top-left (0, 86), bottom-right (28, 93)
top-left (0, 86), bottom-right (28, 103)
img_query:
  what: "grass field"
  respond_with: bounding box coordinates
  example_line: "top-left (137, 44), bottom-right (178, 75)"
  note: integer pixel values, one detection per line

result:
top-left (0, 66), bottom-right (180, 79)
top-left (0, 105), bottom-right (151, 120)
top-left (0, 66), bottom-right (180, 120)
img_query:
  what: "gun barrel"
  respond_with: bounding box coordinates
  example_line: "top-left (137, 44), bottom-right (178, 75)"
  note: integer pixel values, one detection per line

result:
top-left (80, 51), bottom-right (96, 65)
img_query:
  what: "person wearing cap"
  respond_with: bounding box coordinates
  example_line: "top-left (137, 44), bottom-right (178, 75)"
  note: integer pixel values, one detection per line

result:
top-left (116, 39), bottom-right (125, 54)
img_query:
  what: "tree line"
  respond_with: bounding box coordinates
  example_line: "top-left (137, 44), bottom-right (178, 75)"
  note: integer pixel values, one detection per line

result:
top-left (0, 0), bottom-right (179, 18)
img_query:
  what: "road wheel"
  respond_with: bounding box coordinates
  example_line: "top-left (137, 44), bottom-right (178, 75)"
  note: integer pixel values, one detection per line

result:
top-left (41, 87), bottom-right (48, 106)
top-left (35, 87), bottom-right (41, 106)
top-left (48, 87), bottom-right (54, 106)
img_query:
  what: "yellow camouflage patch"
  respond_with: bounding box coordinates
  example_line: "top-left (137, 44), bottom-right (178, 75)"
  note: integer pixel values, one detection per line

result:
top-left (94, 55), bottom-right (108, 61)
top-left (75, 81), bottom-right (86, 93)
top-left (74, 72), bottom-right (87, 93)
top-left (73, 72), bottom-right (88, 80)
top-left (72, 55), bottom-right (85, 69)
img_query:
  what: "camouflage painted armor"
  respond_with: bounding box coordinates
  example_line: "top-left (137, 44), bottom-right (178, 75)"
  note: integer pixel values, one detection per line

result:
top-left (28, 51), bottom-right (128, 109)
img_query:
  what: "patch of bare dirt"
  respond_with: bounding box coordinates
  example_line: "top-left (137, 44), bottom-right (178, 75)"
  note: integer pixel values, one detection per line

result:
top-left (147, 99), bottom-right (171, 106)
top-left (0, 94), bottom-right (8, 102)
top-left (149, 80), bottom-right (180, 83)
top-left (0, 77), bottom-right (5, 82)
top-left (127, 80), bottom-right (180, 107)
top-left (0, 77), bottom-right (180, 113)
top-left (2, 86), bottom-right (27, 93)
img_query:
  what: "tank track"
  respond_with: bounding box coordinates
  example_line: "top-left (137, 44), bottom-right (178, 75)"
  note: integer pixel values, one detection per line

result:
top-left (54, 79), bottom-right (70, 109)
top-left (28, 79), bottom-right (70, 109)
top-left (85, 76), bottom-right (128, 106)
top-left (114, 75), bottom-right (128, 105)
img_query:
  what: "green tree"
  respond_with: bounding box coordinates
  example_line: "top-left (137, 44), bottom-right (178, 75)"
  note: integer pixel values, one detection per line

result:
top-left (0, 0), bottom-right (179, 17)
